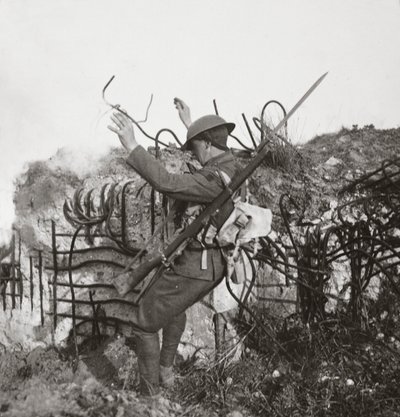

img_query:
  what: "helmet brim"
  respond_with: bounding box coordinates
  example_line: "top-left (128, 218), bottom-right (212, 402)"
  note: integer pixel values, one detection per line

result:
top-left (181, 122), bottom-right (235, 151)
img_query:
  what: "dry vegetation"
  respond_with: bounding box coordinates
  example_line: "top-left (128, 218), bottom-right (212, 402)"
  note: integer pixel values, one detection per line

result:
top-left (1, 125), bottom-right (399, 417)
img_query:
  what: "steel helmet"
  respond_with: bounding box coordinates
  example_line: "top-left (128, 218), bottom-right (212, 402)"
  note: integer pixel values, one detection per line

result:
top-left (182, 115), bottom-right (235, 151)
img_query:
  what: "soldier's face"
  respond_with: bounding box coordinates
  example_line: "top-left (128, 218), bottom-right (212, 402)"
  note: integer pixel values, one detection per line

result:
top-left (189, 139), bottom-right (210, 166)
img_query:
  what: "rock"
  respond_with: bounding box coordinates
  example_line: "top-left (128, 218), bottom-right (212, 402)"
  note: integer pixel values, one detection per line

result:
top-left (343, 171), bottom-right (354, 181)
top-left (272, 370), bottom-right (281, 378)
top-left (227, 411), bottom-right (243, 417)
top-left (338, 135), bottom-right (351, 144)
top-left (325, 156), bottom-right (342, 167)
top-left (348, 150), bottom-right (364, 163)
top-left (115, 406), bottom-right (125, 417)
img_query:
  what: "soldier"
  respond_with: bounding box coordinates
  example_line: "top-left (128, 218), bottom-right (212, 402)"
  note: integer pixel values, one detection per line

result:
top-left (108, 105), bottom-right (239, 396)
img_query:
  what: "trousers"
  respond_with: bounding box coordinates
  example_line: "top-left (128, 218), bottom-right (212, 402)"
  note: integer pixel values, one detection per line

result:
top-left (130, 248), bottom-right (226, 395)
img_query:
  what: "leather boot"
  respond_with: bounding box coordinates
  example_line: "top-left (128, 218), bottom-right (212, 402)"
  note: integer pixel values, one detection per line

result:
top-left (160, 365), bottom-right (175, 388)
top-left (159, 313), bottom-right (186, 387)
top-left (135, 332), bottom-right (161, 397)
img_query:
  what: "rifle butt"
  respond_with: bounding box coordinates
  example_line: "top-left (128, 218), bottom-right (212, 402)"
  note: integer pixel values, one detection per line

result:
top-left (113, 256), bottom-right (162, 297)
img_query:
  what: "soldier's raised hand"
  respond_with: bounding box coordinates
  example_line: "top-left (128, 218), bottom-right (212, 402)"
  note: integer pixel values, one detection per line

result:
top-left (174, 97), bottom-right (192, 129)
top-left (108, 109), bottom-right (138, 152)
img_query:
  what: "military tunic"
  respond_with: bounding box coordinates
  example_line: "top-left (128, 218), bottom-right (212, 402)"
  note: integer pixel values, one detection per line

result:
top-left (126, 145), bottom-right (240, 332)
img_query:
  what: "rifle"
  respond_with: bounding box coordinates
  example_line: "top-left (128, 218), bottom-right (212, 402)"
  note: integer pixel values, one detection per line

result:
top-left (113, 72), bottom-right (328, 296)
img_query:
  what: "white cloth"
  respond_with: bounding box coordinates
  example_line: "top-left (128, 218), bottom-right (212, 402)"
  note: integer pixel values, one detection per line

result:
top-left (217, 201), bottom-right (272, 246)
top-left (212, 201), bottom-right (272, 313)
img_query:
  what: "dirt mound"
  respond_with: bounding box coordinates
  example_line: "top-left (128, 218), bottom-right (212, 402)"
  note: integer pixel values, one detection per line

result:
top-left (2, 125), bottom-right (399, 416)
top-left (303, 125), bottom-right (399, 169)
top-left (248, 125), bottom-right (400, 230)
top-left (0, 338), bottom-right (186, 417)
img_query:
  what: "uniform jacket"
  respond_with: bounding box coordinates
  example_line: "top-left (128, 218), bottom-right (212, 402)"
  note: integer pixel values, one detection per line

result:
top-left (127, 146), bottom-right (240, 281)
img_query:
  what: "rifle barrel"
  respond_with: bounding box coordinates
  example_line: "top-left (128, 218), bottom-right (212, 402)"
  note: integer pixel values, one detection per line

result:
top-left (131, 73), bottom-right (328, 285)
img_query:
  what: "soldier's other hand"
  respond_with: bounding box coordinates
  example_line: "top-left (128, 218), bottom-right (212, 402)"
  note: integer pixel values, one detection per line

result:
top-left (108, 108), bottom-right (138, 152)
top-left (174, 97), bottom-right (192, 129)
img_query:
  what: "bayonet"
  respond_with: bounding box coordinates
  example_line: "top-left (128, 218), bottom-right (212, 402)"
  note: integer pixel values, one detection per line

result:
top-left (113, 72), bottom-right (328, 295)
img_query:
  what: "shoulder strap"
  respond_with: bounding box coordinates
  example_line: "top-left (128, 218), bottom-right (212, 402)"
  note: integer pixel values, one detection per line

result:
top-left (217, 169), bottom-right (248, 202)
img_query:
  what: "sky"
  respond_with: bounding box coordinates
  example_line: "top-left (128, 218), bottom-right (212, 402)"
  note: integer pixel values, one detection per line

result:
top-left (0, 0), bottom-right (399, 235)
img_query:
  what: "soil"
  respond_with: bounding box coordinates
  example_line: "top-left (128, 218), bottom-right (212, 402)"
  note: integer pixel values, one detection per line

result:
top-left (1, 125), bottom-right (399, 416)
